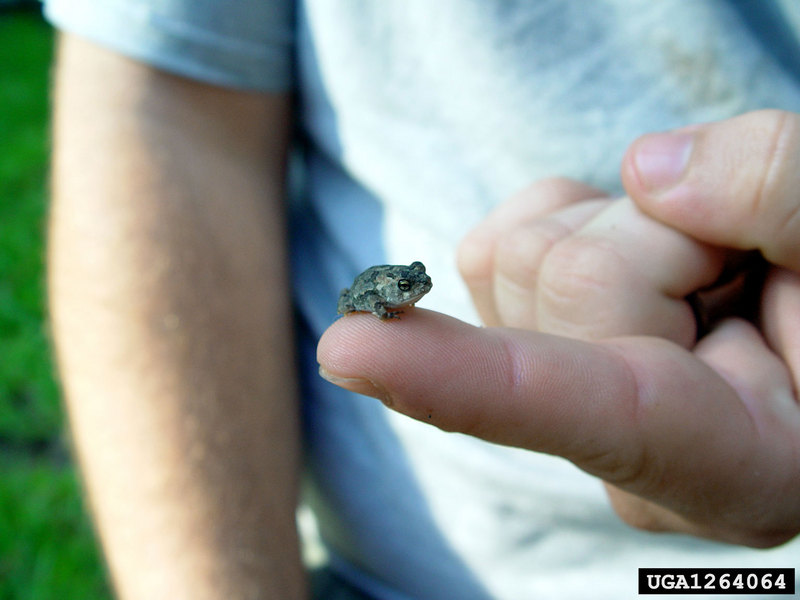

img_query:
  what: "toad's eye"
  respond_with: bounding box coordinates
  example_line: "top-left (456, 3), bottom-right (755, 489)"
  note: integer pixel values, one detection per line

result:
top-left (397, 279), bottom-right (412, 291)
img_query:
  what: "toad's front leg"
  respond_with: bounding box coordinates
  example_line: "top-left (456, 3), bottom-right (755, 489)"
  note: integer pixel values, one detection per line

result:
top-left (370, 298), bottom-right (403, 320)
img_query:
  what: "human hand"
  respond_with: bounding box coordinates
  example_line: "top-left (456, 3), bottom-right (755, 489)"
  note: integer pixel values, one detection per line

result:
top-left (455, 177), bottom-right (725, 345)
top-left (457, 110), bottom-right (800, 340)
top-left (454, 110), bottom-right (800, 544)
top-left (318, 307), bottom-right (799, 548)
top-left (317, 110), bottom-right (800, 548)
top-left (621, 109), bottom-right (800, 366)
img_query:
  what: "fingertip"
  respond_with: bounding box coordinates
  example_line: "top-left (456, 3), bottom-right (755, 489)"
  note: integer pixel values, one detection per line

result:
top-left (625, 132), bottom-right (695, 197)
top-left (620, 141), bottom-right (644, 201)
top-left (317, 309), bottom-right (472, 381)
top-left (622, 123), bottom-right (704, 201)
top-left (317, 311), bottom-right (408, 373)
top-left (317, 309), bottom-right (495, 427)
top-left (621, 126), bottom-right (705, 232)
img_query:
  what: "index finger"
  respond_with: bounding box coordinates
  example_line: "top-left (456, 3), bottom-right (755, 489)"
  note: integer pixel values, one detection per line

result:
top-left (317, 310), bottom-right (759, 488)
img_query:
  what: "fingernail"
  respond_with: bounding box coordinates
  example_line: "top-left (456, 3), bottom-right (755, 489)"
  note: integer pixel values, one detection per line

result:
top-left (632, 132), bottom-right (694, 193)
top-left (318, 367), bottom-right (393, 407)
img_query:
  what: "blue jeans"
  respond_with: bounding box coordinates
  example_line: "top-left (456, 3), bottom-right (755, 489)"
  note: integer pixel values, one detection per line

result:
top-left (310, 567), bottom-right (375, 600)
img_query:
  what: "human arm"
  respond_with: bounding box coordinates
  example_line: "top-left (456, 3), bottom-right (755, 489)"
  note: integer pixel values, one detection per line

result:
top-left (49, 34), bottom-right (305, 599)
top-left (318, 111), bottom-right (800, 548)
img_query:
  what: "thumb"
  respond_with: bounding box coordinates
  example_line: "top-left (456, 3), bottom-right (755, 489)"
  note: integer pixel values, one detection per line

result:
top-left (316, 309), bottom-right (757, 489)
top-left (621, 110), bottom-right (800, 271)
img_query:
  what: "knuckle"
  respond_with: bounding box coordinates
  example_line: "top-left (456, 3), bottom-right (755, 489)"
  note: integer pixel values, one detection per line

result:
top-left (538, 235), bottom-right (625, 314)
top-left (755, 111), bottom-right (798, 201)
top-left (494, 218), bottom-right (571, 288)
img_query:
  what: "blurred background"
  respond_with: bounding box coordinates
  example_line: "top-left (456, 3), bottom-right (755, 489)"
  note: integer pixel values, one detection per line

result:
top-left (1, 3), bottom-right (113, 598)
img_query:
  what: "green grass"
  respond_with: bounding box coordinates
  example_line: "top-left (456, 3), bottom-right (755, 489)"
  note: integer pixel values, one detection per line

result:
top-left (0, 10), bottom-right (113, 599)
top-left (0, 9), bottom-right (60, 443)
top-left (0, 457), bottom-right (110, 600)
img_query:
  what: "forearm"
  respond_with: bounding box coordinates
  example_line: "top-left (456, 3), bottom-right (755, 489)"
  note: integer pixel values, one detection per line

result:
top-left (49, 35), bottom-right (305, 599)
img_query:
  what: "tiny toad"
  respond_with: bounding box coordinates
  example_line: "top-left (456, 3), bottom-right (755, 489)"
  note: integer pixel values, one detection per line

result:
top-left (337, 261), bottom-right (433, 320)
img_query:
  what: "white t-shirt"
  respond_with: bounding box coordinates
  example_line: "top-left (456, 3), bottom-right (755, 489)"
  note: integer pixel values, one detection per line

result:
top-left (45, 1), bottom-right (800, 597)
